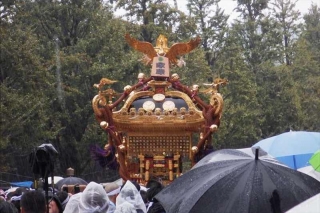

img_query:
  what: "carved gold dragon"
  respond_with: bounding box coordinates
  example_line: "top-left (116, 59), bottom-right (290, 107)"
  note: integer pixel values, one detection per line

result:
top-left (201, 78), bottom-right (229, 118)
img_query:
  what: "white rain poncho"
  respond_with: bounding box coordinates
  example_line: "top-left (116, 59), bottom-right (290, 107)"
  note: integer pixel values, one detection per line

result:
top-left (63, 182), bottom-right (109, 213)
top-left (63, 193), bottom-right (81, 213)
top-left (114, 181), bottom-right (147, 213)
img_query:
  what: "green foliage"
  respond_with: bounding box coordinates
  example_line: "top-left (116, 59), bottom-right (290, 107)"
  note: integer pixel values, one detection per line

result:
top-left (271, 0), bottom-right (302, 65)
top-left (187, 0), bottom-right (229, 70)
top-left (1, 0), bottom-right (319, 183)
top-left (290, 38), bottom-right (320, 130)
top-left (213, 34), bottom-right (262, 148)
top-left (303, 4), bottom-right (320, 63)
top-left (116, 0), bottom-right (182, 41)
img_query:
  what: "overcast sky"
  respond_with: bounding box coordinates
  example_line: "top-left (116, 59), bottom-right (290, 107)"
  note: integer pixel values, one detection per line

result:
top-left (114, 0), bottom-right (319, 24)
top-left (170, 0), bottom-right (320, 22)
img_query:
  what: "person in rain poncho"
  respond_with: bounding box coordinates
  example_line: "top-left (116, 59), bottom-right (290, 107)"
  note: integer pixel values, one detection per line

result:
top-left (63, 193), bottom-right (81, 213)
top-left (63, 181), bottom-right (109, 213)
top-left (114, 181), bottom-right (147, 213)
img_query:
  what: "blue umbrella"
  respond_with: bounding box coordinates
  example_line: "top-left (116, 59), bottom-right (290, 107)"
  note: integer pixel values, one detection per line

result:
top-left (252, 131), bottom-right (320, 169)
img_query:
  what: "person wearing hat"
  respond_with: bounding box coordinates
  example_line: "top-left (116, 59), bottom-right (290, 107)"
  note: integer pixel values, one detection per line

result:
top-left (49, 191), bottom-right (69, 213)
top-left (104, 182), bottom-right (121, 213)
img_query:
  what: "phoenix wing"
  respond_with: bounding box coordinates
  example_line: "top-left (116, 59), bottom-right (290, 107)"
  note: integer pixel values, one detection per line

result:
top-left (165, 36), bottom-right (201, 64)
top-left (125, 34), bottom-right (157, 61)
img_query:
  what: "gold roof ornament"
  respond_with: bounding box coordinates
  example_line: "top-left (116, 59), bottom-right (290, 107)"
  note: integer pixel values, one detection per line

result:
top-left (201, 78), bottom-right (229, 94)
top-left (93, 78), bottom-right (117, 91)
top-left (154, 34), bottom-right (170, 55)
top-left (125, 33), bottom-right (201, 66)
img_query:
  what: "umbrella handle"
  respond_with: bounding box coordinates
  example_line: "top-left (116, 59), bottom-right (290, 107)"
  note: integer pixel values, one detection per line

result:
top-left (255, 148), bottom-right (259, 160)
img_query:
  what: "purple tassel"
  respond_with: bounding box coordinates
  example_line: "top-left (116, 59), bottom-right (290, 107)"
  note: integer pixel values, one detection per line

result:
top-left (90, 145), bottom-right (119, 170)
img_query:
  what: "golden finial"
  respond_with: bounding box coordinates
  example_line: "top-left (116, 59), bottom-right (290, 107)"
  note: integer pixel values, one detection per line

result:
top-left (154, 34), bottom-right (170, 55)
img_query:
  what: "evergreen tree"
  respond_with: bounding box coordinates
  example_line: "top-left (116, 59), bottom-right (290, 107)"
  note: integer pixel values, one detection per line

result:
top-left (290, 4), bottom-right (320, 130)
top-left (0, 1), bottom-right (55, 175)
top-left (303, 4), bottom-right (320, 62)
top-left (271, 0), bottom-right (301, 65)
top-left (213, 30), bottom-right (262, 148)
top-left (187, 0), bottom-right (229, 71)
top-left (0, 0), bottom-right (127, 182)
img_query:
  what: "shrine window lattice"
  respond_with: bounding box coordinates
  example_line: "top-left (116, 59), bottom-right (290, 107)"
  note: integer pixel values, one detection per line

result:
top-left (127, 135), bottom-right (191, 157)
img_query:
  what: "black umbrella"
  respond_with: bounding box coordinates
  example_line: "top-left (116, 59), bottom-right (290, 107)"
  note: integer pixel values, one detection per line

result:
top-left (55, 177), bottom-right (88, 191)
top-left (155, 148), bottom-right (320, 213)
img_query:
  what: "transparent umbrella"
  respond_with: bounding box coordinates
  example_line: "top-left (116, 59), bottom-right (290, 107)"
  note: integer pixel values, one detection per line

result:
top-left (55, 177), bottom-right (88, 191)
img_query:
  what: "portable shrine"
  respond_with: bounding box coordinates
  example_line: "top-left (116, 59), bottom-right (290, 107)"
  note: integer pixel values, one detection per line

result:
top-left (91, 34), bottom-right (227, 185)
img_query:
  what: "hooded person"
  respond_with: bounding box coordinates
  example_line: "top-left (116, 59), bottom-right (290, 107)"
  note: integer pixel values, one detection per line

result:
top-left (63, 193), bottom-right (81, 213)
top-left (114, 181), bottom-right (147, 213)
top-left (63, 182), bottom-right (109, 213)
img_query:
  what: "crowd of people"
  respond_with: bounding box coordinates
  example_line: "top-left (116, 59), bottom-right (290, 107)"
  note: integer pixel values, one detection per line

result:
top-left (0, 179), bottom-right (165, 213)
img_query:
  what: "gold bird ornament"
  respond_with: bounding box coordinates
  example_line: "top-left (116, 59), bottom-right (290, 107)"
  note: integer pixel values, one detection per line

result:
top-left (93, 78), bottom-right (117, 90)
top-left (125, 34), bottom-right (201, 66)
top-left (201, 78), bottom-right (229, 94)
